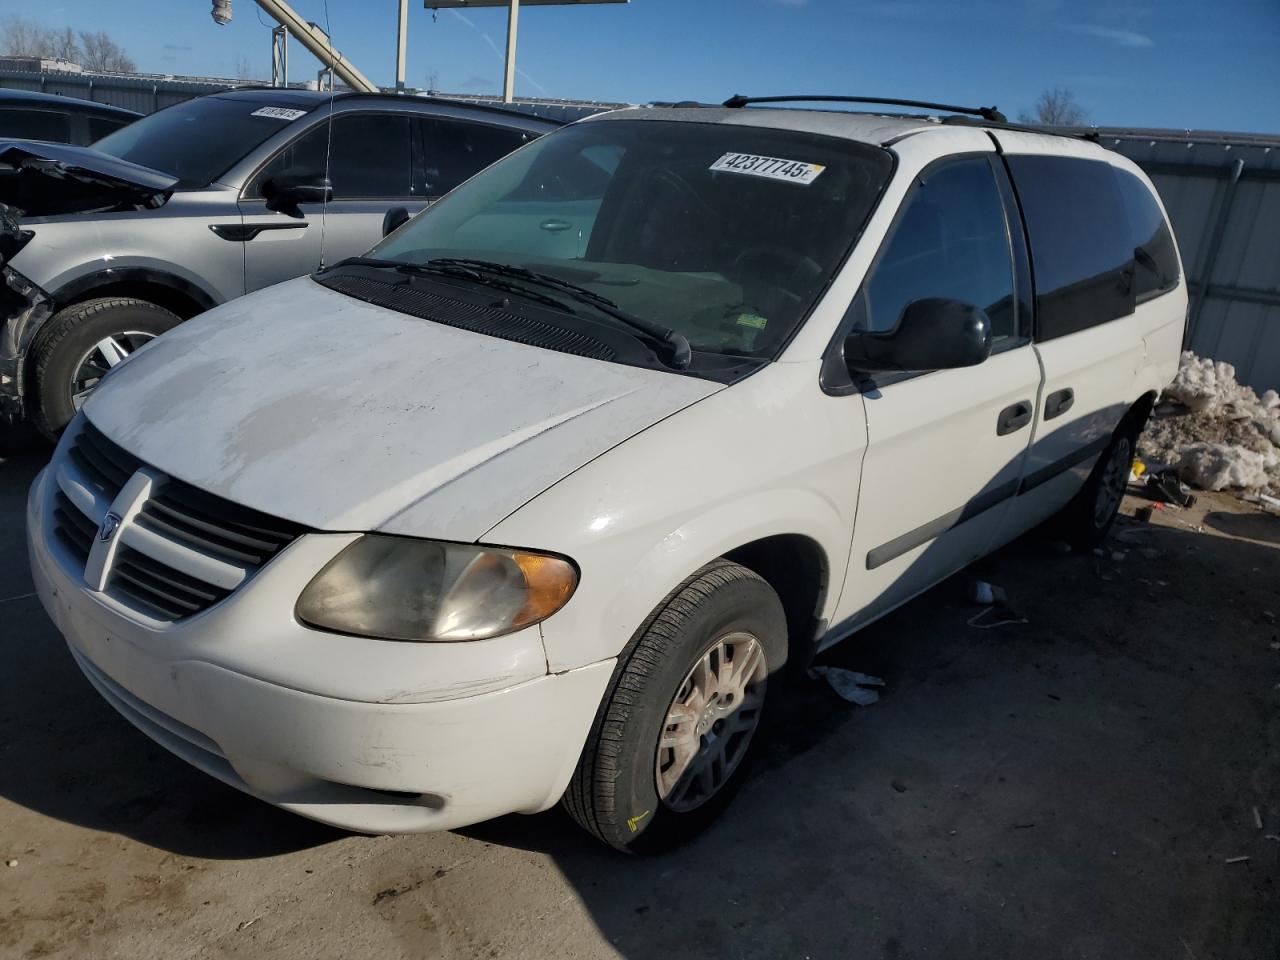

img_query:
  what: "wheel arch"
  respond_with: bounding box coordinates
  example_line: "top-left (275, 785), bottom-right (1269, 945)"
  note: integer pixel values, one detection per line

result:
top-left (49, 267), bottom-right (219, 324)
top-left (723, 533), bottom-right (830, 670)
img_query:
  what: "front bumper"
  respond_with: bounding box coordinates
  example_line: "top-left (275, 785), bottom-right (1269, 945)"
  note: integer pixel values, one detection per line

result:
top-left (27, 467), bottom-right (613, 834)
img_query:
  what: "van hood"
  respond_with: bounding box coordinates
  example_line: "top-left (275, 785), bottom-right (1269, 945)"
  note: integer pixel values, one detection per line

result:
top-left (84, 277), bottom-right (721, 540)
top-left (0, 140), bottom-right (176, 216)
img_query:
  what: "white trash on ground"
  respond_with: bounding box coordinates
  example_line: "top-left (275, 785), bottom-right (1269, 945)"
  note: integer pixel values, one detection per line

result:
top-left (1141, 351), bottom-right (1280, 495)
top-left (808, 666), bottom-right (884, 705)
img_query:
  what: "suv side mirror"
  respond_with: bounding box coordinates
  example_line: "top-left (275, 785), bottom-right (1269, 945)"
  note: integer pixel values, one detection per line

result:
top-left (262, 173), bottom-right (333, 218)
top-left (844, 298), bottom-right (993, 375)
top-left (382, 206), bottom-right (410, 238)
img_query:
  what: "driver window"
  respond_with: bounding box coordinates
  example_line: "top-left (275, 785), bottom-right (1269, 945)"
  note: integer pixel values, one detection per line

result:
top-left (859, 157), bottom-right (1015, 339)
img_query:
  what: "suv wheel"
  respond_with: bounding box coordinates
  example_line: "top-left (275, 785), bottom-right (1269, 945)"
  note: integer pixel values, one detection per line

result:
top-left (563, 559), bottom-right (787, 853)
top-left (31, 298), bottom-right (180, 440)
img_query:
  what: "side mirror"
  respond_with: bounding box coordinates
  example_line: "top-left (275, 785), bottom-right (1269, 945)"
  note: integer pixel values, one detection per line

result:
top-left (844, 298), bottom-right (993, 375)
top-left (262, 173), bottom-right (333, 218)
top-left (382, 206), bottom-right (410, 238)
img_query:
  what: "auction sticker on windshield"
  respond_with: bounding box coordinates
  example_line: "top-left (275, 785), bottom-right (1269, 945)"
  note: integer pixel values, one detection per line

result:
top-left (251, 106), bottom-right (309, 121)
top-left (710, 153), bottom-right (826, 185)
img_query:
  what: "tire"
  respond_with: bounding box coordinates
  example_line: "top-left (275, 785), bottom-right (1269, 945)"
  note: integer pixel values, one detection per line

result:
top-left (563, 559), bottom-right (787, 854)
top-left (30, 298), bottom-right (181, 440)
top-left (1056, 415), bottom-right (1141, 551)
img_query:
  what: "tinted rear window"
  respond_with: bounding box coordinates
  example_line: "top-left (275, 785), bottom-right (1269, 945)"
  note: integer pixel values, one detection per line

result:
top-left (1008, 155), bottom-right (1136, 340)
top-left (1116, 168), bottom-right (1179, 301)
top-left (0, 108), bottom-right (72, 143)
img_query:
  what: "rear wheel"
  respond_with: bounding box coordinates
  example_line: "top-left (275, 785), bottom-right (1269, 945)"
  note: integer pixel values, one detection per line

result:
top-left (1057, 418), bottom-right (1140, 550)
top-left (563, 560), bottom-right (787, 853)
top-left (30, 298), bottom-right (180, 440)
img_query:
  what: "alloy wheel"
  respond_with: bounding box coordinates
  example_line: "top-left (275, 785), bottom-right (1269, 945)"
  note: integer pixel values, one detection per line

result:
top-left (655, 631), bottom-right (767, 813)
top-left (69, 331), bottom-right (156, 411)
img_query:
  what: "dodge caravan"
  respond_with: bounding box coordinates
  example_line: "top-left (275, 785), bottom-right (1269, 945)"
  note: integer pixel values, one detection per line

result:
top-left (27, 96), bottom-right (1185, 852)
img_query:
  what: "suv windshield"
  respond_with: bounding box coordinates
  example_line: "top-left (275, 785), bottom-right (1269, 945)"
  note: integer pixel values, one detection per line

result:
top-left (370, 118), bottom-right (892, 361)
top-left (93, 96), bottom-right (314, 189)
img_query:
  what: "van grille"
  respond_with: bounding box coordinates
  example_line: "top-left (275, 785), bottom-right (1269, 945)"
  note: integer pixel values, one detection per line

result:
top-left (49, 420), bottom-right (307, 622)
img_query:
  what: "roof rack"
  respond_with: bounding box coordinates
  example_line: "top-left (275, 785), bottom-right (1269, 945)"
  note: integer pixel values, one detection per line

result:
top-left (722, 95), bottom-right (1008, 125)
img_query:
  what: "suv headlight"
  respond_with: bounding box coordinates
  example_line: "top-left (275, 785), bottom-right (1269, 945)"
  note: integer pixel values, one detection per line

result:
top-left (296, 535), bottom-right (577, 642)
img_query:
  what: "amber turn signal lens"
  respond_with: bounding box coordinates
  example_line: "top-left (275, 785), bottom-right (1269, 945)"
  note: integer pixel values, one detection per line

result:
top-left (512, 552), bottom-right (578, 628)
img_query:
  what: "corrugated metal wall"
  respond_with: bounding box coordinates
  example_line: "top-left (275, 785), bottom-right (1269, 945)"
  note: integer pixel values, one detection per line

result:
top-left (0, 69), bottom-right (231, 113)
top-left (1073, 128), bottom-right (1280, 392)
top-left (4, 69), bottom-right (1277, 389)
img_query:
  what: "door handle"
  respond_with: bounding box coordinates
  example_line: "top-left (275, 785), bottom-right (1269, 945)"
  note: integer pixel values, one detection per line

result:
top-left (1044, 388), bottom-right (1075, 421)
top-left (540, 218), bottom-right (572, 233)
top-left (997, 400), bottom-right (1033, 436)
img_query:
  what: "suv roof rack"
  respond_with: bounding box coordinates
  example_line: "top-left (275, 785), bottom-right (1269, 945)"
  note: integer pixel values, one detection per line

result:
top-left (722, 95), bottom-right (1008, 124)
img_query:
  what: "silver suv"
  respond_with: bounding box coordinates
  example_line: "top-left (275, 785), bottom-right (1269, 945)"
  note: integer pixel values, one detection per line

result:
top-left (0, 88), bottom-right (556, 437)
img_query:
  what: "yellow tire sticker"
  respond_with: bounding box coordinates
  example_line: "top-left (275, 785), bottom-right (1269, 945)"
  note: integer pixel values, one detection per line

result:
top-left (626, 810), bottom-right (651, 833)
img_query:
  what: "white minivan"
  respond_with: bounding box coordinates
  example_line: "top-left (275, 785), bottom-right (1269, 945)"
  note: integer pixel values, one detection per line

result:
top-left (27, 97), bottom-right (1185, 853)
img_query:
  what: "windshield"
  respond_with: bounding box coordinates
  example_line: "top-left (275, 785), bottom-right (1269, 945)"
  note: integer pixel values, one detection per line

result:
top-left (93, 96), bottom-right (314, 189)
top-left (370, 118), bottom-right (892, 361)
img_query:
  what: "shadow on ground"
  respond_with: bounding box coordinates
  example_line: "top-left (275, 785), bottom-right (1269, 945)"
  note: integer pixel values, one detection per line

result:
top-left (3, 436), bottom-right (1278, 957)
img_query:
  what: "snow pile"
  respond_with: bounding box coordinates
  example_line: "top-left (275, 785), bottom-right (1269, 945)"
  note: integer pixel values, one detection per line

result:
top-left (1140, 351), bottom-right (1280, 494)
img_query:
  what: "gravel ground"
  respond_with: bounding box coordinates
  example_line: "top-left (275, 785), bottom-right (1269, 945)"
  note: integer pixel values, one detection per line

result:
top-left (1, 439), bottom-right (1277, 960)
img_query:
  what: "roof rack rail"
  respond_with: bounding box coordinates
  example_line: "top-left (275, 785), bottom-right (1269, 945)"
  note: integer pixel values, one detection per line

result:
top-left (722, 94), bottom-right (1008, 124)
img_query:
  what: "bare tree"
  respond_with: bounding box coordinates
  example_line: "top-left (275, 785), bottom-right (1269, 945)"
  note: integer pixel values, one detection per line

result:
top-left (49, 26), bottom-right (80, 61)
top-left (77, 30), bottom-right (136, 73)
top-left (1, 17), bottom-right (136, 72)
top-left (1018, 87), bottom-right (1088, 126)
top-left (1, 16), bottom-right (54, 57)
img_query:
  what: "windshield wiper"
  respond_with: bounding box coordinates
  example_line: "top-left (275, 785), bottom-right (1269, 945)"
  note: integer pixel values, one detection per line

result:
top-left (429, 258), bottom-right (693, 369)
top-left (327, 256), bottom-right (578, 314)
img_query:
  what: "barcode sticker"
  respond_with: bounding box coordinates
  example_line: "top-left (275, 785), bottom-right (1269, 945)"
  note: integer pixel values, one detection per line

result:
top-left (709, 152), bottom-right (826, 185)
top-left (251, 106), bottom-right (308, 121)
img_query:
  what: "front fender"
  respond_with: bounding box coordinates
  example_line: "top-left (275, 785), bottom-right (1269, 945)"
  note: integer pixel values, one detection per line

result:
top-left (485, 361), bottom-right (867, 672)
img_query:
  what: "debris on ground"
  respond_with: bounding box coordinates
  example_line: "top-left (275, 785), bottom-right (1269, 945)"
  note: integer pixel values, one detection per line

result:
top-left (1143, 470), bottom-right (1198, 508)
top-left (808, 666), bottom-right (884, 705)
top-left (1224, 856), bottom-right (1251, 865)
top-left (1254, 807), bottom-right (1264, 831)
top-left (1141, 352), bottom-right (1280, 495)
top-left (5, 859), bottom-right (16, 867)
top-left (966, 579), bottom-right (1029, 629)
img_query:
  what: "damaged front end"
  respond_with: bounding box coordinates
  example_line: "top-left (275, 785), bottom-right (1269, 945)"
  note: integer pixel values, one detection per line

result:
top-left (0, 141), bottom-right (176, 422)
top-left (0, 209), bottom-right (51, 423)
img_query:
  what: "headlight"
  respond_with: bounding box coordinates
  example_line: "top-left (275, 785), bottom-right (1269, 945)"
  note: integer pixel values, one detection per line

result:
top-left (296, 535), bottom-right (577, 642)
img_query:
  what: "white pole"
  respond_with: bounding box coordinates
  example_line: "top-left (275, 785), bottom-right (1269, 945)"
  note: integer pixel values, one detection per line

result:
top-left (395, 0), bottom-right (408, 91)
top-left (502, 0), bottom-right (520, 103)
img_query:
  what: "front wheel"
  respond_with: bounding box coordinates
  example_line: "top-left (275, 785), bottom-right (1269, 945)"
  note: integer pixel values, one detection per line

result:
top-left (30, 297), bottom-right (181, 440)
top-left (562, 560), bottom-right (787, 853)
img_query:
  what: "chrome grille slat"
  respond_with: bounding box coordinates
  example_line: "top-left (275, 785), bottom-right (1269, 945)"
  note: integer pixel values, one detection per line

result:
top-left (51, 420), bottom-right (308, 622)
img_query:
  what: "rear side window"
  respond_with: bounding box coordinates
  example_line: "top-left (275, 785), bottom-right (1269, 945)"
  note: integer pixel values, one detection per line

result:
top-left (249, 113), bottom-right (413, 199)
top-left (1007, 155), bottom-right (1136, 340)
top-left (0, 108), bottom-right (72, 143)
top-left (1115, 168), bottom-right (1179, 301)
top-left (855, 156), bottom-right (1017, 341)
top-left (86, 116), bottom-right (131, 142)
top-left (418, 118), bottom-right (530, 197)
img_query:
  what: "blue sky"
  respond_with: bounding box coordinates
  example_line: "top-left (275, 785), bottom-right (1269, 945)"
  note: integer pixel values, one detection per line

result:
top-left (11, 0), bottom-right (1280, 132)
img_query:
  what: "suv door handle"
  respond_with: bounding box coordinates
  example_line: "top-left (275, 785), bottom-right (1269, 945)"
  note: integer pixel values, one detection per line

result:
top-left (540, 219), bottom-right (572, 232)
top-left (997, 400), bottom-right (1033, 436)
top-left (1045, 388), bottom-right (1075, 421)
